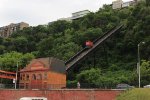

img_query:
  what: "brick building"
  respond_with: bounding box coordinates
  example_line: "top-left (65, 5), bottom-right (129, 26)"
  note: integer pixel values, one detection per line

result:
top-left (19, 57), bottom-right (66, 89)
top-left (0, 22), bottom-right (29, 38)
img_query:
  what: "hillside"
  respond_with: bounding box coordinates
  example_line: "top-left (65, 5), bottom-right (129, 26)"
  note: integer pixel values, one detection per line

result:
top-left (116, 88), bottom-right (150, 100)
top-left (0, 1), bottom-right (150, 87)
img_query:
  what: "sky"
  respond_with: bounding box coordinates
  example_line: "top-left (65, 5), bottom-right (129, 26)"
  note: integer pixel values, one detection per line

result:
top-left (0, 0), bottom-right (132, 26)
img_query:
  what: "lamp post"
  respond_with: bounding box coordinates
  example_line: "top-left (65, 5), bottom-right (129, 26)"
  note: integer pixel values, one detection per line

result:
top-left (15, 61), bottom-right (19, 89)
top-left (137, 41), bottom-right (145, 88)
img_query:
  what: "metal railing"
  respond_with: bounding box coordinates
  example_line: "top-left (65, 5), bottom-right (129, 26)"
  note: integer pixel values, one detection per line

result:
top-left (0, 84), bottom-right (66, 90)
top-left (0, 83), bottom-right (119, 90)
top-left (67, 83), bottom-right (117, 89)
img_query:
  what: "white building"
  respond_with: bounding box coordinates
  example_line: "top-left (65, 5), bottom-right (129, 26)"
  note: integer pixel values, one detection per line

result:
top-left (48, 10), bottom-right (90, 24)
top-left (122, 1), bottom-right (136, 8)
top-left (136, 0), bottom-right (145, 2)
top-left (58, 17), bottom-right (72, 22)
top-left (113, 0), bottom-right (137, 9)
top-left (71, 10), bottom-right (90, 20)
top-left (112, 0), bottom-right (123, 9)
top-left (122, 1), bottom-right (131, 7)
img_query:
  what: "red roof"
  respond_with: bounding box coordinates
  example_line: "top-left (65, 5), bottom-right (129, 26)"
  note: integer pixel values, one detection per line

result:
top-left (0, 70), bottom-right (16, 74)
top-left (20, 57), bottom-right (66, 73)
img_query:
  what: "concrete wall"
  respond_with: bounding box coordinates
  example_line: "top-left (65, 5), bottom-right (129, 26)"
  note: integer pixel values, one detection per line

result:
top-left (0, 89), bottom-right (123, 100)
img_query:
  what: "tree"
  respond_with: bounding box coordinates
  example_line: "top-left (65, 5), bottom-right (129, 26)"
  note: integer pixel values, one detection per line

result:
top-left (72, 28), bottom-right (103, 46)
top-left (52, 42), bottom-right (81, 61)
top-left (0, 51), bottom-right (34, 71)
top-left (13, 36), bottom-right (28, 53)
top-left (48, 20), bottom-right (71, 35)
top-left (146, 0), bottom-right (150, 6)
top-left (0, 45), bottom-right (5, 54)
top-left (76, 68), bottom-right (101, 87)
top-left (140, 60), bottom-right (150, 86)
top-left (37, 36), bottom-right (54, 57)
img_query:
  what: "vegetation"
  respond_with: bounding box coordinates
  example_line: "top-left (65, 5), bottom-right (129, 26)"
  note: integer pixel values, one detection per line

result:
top-left (0, 1), bottom-right (149, 87)
top-left (0, 51), bottom-right (34, 71)
top-left (116, 88), bottom-right (150, 100)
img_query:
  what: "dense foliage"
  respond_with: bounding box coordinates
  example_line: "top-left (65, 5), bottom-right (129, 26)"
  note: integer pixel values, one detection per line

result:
top-left (0, 1), bottom-right (149, 87)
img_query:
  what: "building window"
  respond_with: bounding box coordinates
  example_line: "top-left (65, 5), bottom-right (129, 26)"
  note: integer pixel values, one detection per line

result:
top-left (22, 74), bottom-right (25, 80)
top-left (37, 74), bottom-right (42, 80)
top-left (44, 73), bottom-right (47, 80)
top-left (20, 74), bottom-right (22, 80)
top-left (44, 82), bottom-right (47, 89)
top-left (26, 74), bottom-right (29, 81)
top-left (32, 74), bottom-right (36, 80)
top-left (19, 83), bottom-right (24, 89)
top-left (26, 83), bottom-right (29, 89)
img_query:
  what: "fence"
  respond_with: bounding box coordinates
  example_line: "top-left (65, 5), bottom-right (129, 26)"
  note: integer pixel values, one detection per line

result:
top-left (67, 83), bottom-right (117, 89)
top-left (0, 84), bottom-right (66, 90)
top-left (0, 83), bottom-right (118, 90)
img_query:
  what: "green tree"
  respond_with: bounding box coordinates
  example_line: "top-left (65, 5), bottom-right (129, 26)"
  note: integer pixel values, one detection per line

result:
top-left (13, 36), bottom-right (28, 53)
top-left (0, 51), bottom-right (34, 71)
top-left (52, 42), bottom-right (81, 61)
top-left (76, 68), bottom-right (101, 87)
top-left (0, 45), bottom-right (5, 54)
top-left (48, 20), bottom-right (71, 35)
top-left (72, 28), bottom-right (103, 45)
top-left (140, 60), bottom-right (150, 86)
top-left (146, 0), bottom-right (150, 6)
top-left (37, 36), bottom-right (54, 57)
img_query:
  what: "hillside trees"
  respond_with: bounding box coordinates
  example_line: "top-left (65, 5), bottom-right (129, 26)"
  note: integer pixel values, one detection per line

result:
top-left (146, 0), bottom-right (150, 6)
top-left (140, 60), bottom-right (150, 86)
top-left (48, 20), bottom-right (71, 35)
top-left (76, 68), bottom-right (133, 88)
top-left (72, 28), bottom-right (103, 46)
top-left (0, 2), bottom-right (149, 87)
top-left (68, 2), bottom-right (150, 87)
top-left (0, 51), bottom-right (34, 71)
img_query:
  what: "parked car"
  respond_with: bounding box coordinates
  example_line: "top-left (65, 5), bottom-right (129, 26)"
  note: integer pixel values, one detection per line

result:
top-left (143, 85), bottom-right (150, 88)
top-left (116, 84), bottom-right (134, 89)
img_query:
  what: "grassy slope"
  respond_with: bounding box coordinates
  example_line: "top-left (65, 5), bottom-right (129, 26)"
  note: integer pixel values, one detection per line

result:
top-left (116, 88), bottom-right (150, 100)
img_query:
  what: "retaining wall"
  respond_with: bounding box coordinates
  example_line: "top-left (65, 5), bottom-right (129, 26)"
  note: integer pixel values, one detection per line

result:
top-left (0, 89), bottom-right (123, 100)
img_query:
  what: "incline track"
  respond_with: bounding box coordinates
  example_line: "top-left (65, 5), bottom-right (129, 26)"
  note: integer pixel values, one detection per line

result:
top-left (65, 25), bottom-right (123, 71)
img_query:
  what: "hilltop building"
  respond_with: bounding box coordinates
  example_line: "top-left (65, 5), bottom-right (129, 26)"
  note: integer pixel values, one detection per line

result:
top-left (122, 1), bottom-right (136, 8)
top-left (135, 0), bottom-right (145, 2)
top-left (19, 57), bottom-right (66, 89)
top-left (71, 10), bottom-right (90, 20)
top-left (48, 10), bottom-right (90, 24)
top-left (112, 0), bottom-right (123, 9)
top-left (112, 0), bottom-right (136, 9)
top-left (0, 22), bottom-right (29, 38)
top-left (58, 17), bottom-right (72, 22)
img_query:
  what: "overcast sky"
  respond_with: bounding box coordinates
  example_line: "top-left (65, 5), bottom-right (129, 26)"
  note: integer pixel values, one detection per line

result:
top-left (0, 0), bottom-right (131, 26)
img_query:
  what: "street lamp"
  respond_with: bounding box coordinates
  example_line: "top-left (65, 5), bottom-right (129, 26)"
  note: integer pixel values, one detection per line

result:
top-left (15, 61), bottom-right (19, 89)
top-left (137, 41), bottom-right (145, 88)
